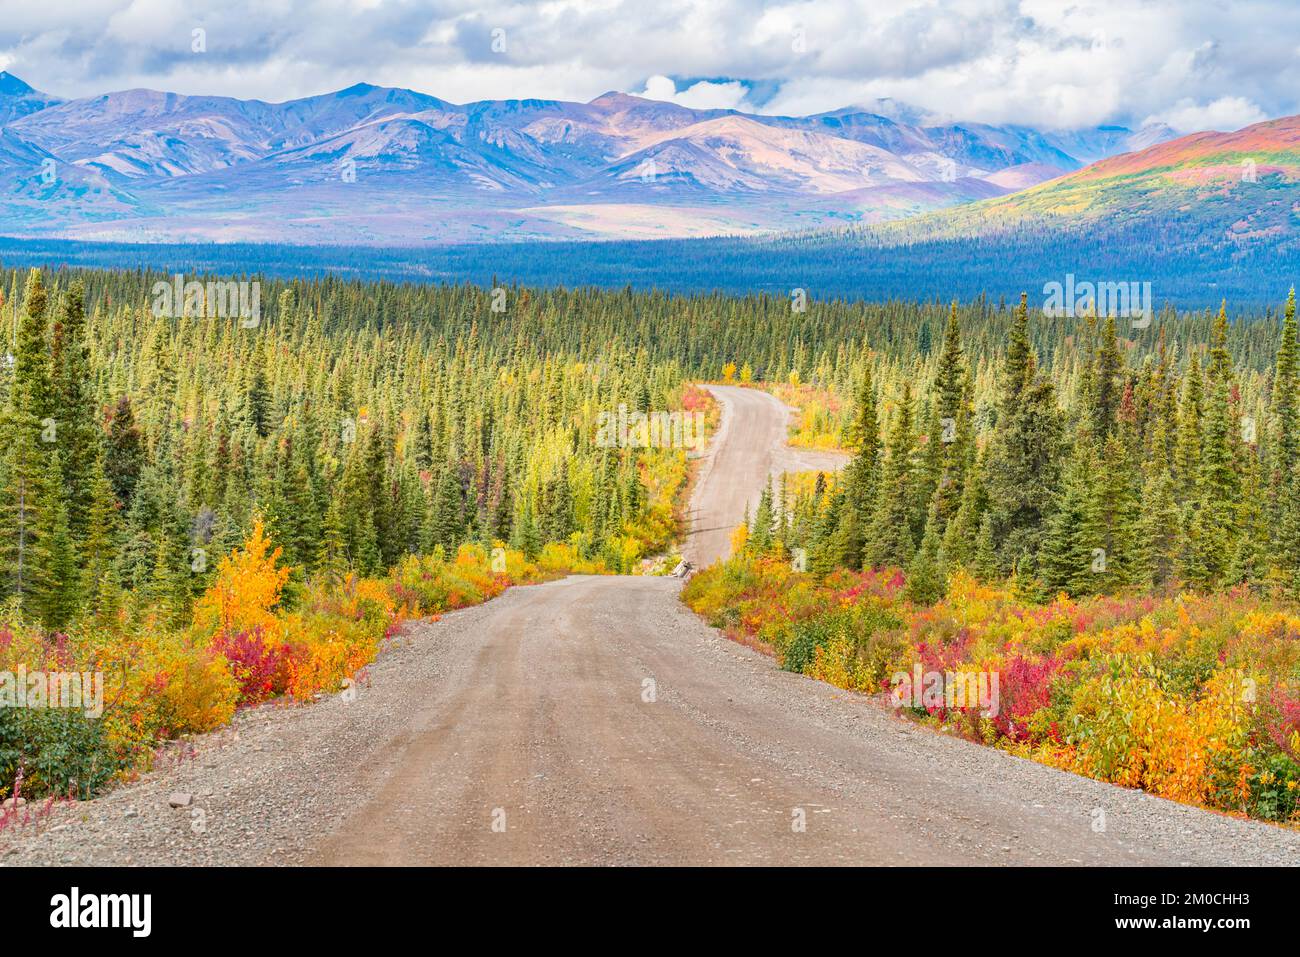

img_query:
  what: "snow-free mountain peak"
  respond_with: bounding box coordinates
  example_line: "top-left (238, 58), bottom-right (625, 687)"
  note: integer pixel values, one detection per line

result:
top-left (0, 75), bottom-right (1178, 243)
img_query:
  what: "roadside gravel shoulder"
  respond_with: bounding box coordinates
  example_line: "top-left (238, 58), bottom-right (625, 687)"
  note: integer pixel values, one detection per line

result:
top-left (0, 596), bottom-right (510, 866)
top-left (3, 575), bottom-right (1296, 866)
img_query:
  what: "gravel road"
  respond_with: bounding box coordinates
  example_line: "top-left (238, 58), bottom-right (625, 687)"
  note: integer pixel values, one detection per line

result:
top-left (2, 383), bottom-right (1297, 866)
top-left (684, 385), bottom-right (847, 568)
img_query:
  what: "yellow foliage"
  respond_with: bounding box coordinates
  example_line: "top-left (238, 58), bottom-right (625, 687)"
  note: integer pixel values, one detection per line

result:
top-left (154, 650), bottom-right (240, 734)
top-left (191, 517), bottom-right (292, 642)
top-left (806, 635), bottom-right (879, 693)
top-left (683, 556), bottom-right (1300, 823)
top-left (767, 382), bottom-right (848, 450)
top-left (783, 470), bottom-right (837, 497)
top-left (729, 522), bottom-right (749, 554)
top-left (1058, 658), bottom-right (1256, 806)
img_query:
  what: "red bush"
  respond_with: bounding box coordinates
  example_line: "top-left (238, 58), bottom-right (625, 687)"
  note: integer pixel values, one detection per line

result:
top-left (1266, 686), bottom-right (1300, 759)
top-left (991, 656), bottom-right (1061, 742)
top-left (212, 627), bottom-right (285, 706)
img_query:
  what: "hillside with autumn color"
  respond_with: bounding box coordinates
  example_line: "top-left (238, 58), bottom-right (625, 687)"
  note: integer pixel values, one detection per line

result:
top-left (867, 114), bottom-right (1300, 244)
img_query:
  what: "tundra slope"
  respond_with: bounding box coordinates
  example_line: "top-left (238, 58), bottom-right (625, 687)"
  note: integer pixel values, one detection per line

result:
top-left (2, 387), bottom-right (1297, 866)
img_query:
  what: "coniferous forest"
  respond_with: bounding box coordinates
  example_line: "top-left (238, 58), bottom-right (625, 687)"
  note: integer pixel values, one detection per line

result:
top-left (688, 290), bottom-right (1300, 822)
top-left (3, 264), bottom-right (1300, 822)
top-left (763, 291), bottom-right (1300, 596)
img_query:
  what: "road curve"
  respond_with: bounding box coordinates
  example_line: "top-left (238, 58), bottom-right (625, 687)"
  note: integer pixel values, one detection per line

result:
top-left (4, 386), bottom-right (1298, 866)
top-left (684, 385), bottom-right (848, 568)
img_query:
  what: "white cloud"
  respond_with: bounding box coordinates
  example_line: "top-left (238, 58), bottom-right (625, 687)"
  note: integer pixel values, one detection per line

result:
top-left (635, 75), bottom-right (751, 111)
top-left (1152, 96), bottom-right (1270, 134)
top-left (1, 0), bottom-right (1298, 132)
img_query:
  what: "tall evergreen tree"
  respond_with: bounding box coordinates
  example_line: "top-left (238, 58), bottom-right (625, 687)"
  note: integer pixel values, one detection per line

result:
top-left (867, 382), bottom-right (917, 568)
top-left (1268, 288), bottom-right (1299, 577)
top-left (0, 270), bottom-right (55, 608)
top-left (1197, 303), bottom-right (1241, 585)
top-left (49, 281), bottom-right (102, 545)
top-left (984, 295), bottom-right (1063, 576)
top-left (835, 362), bottom-right (880, 568)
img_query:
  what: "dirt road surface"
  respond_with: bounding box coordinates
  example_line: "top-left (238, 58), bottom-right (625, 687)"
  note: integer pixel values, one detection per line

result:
top-left (684, 385), bottom-right (847, 568)
top-left (3, 385), bottom-right (1297, 867)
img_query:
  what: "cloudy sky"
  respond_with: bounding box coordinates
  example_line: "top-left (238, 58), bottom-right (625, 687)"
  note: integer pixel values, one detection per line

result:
top-left (0, 0), bottom-right (1293, 132)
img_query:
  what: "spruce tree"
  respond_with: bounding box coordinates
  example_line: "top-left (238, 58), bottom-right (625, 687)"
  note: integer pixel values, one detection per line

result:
top-left (0, 269), bottom-right (54, 606)
top-left (867, 382), bottom-right (917, 568)
top-left (1090, 314), bottom-right (1123, 439)
top-left (904, 503), bottom-right (946, 604)
top-left (942, 446), bottom-right (985, 569)
top-left (1197, 303), bottom-right (1240, 585)
top-left (427, 464), bottom-right (465, 556)
top-left (984, 310), bottom-right (1063, 579)
top-left (1134, 467), bottom-right (1180, 590)
top-left (750, 480), bottom-right (775, 554)
top-left (1039, 440), bottom-right (1099, 594)
top-left (81, 464), bottom-right (120, 617)
top-left (837, 362), bottom-right (880, 568)
top-left (1268, 289), bottom-right (1299, 576)
top-left (1174, 352), bottom-right (1204, 504)
top-left (30, 449), bottom-right (78, 629)
top-left (930, 304), bottom-right (973, 535)
top-left (50, 281), bottom-right (101, 545)
top-left (105, 395), bottom-right (145, 509)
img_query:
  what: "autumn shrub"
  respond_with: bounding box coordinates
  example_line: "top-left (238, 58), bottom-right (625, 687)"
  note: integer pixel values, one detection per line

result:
top-left (143, 646), bottom-right (239, 738)
top-left (0, 517), bottom-right (595, 801)
top-left (0, 611), bottom-right (238, 801)
top-left (685, 556), bottom-right (1300, 824)
top-left (990, 655), bottom-right (1062, 742)
top-left (268, 575), bottom-right (391, 700)
top-left (191, 518), bottom-right (291, 645)
top-left (782, 610), bottom-right (846, 674)
top-left (536, 541), bottom-right (601, 576)
top-left (682, 554), bottom-right (764, 628)
top-left (390, 549), bottom-right (485, 615)
top-left (1228, 751), bottom-right (1300, 821)
top-left (210, 627), bottom-right (284, 706)
top-left (766, 382), bottom-right (847, 449)
top-left (784, 601), bottom-right (905, 688)
top-left (0, 706), bottom-right (123, 800)
top-left (1263, 684), bottom-right (1300, 759)
top-left (277, 617), bottom-right (378, 700)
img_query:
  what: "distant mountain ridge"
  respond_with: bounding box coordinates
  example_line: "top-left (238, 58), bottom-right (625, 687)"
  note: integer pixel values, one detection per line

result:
top-left (5, 113), bottom-right (1300, 305)
top-left (0, 71), bottom-right (61, 124)
top-left (0, 70), bottom-right (1175, 244)
top-left (851, 112), bottom-right (1300, 248)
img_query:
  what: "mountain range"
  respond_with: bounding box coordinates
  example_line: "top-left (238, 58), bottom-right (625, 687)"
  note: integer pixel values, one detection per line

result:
top-left (874, 111), bottom-right (1300, 241)
top-left (0, 70), bottom-right (1176, 244)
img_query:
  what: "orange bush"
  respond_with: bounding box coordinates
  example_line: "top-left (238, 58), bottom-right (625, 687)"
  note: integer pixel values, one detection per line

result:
top-left (191, 518), bottom-right (291, 644)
